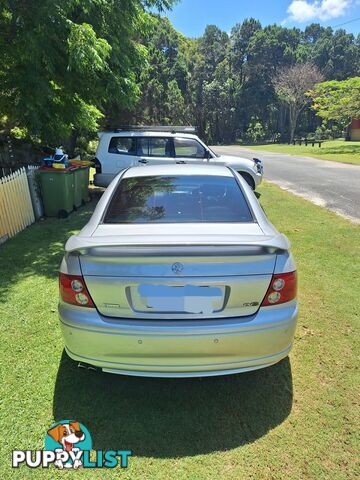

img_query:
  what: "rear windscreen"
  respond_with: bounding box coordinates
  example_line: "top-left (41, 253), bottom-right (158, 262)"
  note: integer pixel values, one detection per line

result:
top-left (103, 175), bottom-right (254, 223)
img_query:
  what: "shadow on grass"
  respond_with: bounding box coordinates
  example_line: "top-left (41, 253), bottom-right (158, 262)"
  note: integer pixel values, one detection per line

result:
top-left (0, 200), bottom-right (98, 302)
top-left (53, 352), bottom-right (293, 457)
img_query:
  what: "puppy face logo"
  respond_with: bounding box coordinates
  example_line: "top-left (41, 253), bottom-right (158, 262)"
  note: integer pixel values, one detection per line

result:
top-left (47, 421), bottom-right (85, 452)
top-left (13, 420), bottom-right (132, 469)
top-left (45, 420), bottom-right (91, 469)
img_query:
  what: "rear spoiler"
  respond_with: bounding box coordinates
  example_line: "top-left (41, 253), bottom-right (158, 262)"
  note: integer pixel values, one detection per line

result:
top-left (65, 234), bottom-right (290, 256)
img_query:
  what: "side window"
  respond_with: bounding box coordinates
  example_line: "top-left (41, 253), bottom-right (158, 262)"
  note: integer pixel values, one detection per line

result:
top-left (174, 138), bottom-right (206, 158)
top-left (108, 137), bottom-right (137, 155)
top-left (148, 137), bottom-right (173, 157)
top-left (136, 138), bottom-right (149, 156)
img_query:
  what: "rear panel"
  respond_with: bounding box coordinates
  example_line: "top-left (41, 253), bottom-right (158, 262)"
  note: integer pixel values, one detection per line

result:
top-left (80, 247), bottom-right (276, 319)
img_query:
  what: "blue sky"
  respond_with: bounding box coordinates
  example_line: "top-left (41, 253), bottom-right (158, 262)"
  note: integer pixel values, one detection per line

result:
top-left (164, 0), bottom-right (360, 36)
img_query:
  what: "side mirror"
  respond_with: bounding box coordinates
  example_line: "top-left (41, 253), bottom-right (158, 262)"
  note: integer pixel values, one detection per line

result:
top-left (205, 150), bottom-right (212, 160)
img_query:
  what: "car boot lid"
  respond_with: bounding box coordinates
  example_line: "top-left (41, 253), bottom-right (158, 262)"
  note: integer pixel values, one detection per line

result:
top-left (65, 224), bottom-right (290, 254)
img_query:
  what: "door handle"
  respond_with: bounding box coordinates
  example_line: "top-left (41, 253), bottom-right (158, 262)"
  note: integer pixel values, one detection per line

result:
top-left (176, 160), bottom-right (186, 164)
top-left (138, 158), bottom-right (148, 164)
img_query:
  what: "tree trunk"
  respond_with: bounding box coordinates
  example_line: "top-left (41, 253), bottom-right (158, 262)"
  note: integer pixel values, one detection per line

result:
top-left (67, 129), bottom-right (79, 157)
top-left (345, 118), bottom-right (352, 141)
top-left (290, 123), bottom-right (296, 144)
top-left (289, 105), bottom-right (299, 144)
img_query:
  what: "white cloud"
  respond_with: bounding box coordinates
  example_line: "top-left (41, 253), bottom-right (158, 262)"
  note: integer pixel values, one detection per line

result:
top-left (286, 0), bottom-right (352, 22)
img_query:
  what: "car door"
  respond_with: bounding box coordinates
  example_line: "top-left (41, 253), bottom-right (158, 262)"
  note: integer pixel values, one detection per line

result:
top-left (173, 137), bottom-right (208, 165)
top-left (135, 137), bottom-right (176, 166)
top-left (106, 136), bottom-right (138, 174)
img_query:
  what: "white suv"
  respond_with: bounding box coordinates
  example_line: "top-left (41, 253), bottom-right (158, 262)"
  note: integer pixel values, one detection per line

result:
top-left (94, 126), bottom-right (263, 189)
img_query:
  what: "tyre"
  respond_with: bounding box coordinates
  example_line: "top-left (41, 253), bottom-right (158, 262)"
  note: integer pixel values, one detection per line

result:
top-left (239, 172), bottom-right (255, 190)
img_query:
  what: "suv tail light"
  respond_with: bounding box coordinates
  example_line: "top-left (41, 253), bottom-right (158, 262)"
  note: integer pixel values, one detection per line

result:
top-left (261, 271), bottom-right (297, 307)
top-left (59, 273), bottom-right (95, 308)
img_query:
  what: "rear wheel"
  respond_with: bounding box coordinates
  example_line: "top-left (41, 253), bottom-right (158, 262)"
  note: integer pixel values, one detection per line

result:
top-left (239, 172), bottom-right (255, 190)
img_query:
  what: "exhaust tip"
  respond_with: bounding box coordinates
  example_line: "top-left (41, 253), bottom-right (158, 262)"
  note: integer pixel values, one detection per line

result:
top-left (77, 361), bottom-right (99, 372)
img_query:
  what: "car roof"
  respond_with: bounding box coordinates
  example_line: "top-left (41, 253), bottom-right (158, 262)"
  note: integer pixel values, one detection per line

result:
top-left (122, 164), bottom-right (234, 178)
top-left (98, 131), bottom-right (199, 139)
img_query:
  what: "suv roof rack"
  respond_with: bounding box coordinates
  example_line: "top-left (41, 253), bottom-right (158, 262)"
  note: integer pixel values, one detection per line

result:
top-left (112, 125), bottom-right (198, 134)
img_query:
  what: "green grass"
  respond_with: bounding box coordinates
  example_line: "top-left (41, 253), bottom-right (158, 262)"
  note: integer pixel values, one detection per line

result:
top-left (1, 185), bottom-right (359, 479)
top-left (246, 140), bottom-right (360, 165)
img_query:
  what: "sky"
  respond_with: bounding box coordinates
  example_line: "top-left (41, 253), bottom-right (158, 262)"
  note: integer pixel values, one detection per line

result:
top-left (164, 0), bottom-right (360, 36)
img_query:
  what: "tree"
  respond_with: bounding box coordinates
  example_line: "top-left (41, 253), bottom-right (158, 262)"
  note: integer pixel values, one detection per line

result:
top-left (0, 0), bottom-right (174, 153)
top-left (309, 77), bottom-right (360, 134)
top-left (230, 19), bottom-right (262, 81)
top-left (273, 63), bottom-right (323, 143)
top-left (311, 28), bottom-right (360, 80)
top-left (198, 25), bottom-right (229, 77)
top-left (131, 15), bottom-right (191, 126)
top-left (164, 80), bottom-right (189, 124)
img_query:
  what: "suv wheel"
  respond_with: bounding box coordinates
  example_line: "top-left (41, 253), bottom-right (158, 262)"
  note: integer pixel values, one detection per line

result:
top-left (239, 172), bottom-right (255, 190)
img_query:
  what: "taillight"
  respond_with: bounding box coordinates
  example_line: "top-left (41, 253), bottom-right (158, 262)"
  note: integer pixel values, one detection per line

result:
top-left (59, 273), bottom-right (95, 308)
top-left (261, 271), bottom-right (297, 307)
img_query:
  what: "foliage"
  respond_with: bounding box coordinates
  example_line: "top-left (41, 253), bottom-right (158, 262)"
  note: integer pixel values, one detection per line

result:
top-left (310, 77), bottom-right (360, 128)
top-left (314, 124), bottom-right (344, 140)
top-left (0, 0), bottom-right (174, 152)
top-left (132, 16), bottom-right (191, 125)
top-left (130, 18), bottom-right (359, 144)
top-left (1, 7), bottom-right (359, 152)
top-left (243, 117), bottom-right (268, 143)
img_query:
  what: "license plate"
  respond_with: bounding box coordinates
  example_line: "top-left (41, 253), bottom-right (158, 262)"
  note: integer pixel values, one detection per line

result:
top-left (137, 284), bottom-right (223, 314)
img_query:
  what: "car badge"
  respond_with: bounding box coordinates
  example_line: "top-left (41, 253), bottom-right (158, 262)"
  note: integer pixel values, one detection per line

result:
top-left (172, 262), bottom-right (183, 274)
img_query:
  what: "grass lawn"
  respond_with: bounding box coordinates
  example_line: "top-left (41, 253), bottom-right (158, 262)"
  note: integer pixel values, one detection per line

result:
top-left (0, 184), bottom-right (359, 479)
top-left (246, 140), bottom-right (360, 165)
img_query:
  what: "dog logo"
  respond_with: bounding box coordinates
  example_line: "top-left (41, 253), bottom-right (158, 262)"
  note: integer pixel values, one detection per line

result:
top-left (45, 420), bottom-right (91, 469)
top-left (172, 262), bottom-right (183, 274)
top-left (12, 420), bottom-right (132, 469)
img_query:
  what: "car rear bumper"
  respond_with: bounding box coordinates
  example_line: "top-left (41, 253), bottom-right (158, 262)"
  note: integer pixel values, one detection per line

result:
top-left (59, 300), bottom-right (298, 377)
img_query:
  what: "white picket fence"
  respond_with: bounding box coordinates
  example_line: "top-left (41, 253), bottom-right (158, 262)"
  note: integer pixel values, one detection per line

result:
top-left (0, 167), bottom-right (35, 243)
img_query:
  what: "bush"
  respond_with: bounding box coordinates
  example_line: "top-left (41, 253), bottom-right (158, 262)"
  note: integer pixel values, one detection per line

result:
top-left (243, 117), bottom-right (268, 143)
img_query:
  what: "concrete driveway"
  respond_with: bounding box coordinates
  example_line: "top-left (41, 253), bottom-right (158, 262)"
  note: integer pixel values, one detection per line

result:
top-left (212, 145), bottom-right (360, 224)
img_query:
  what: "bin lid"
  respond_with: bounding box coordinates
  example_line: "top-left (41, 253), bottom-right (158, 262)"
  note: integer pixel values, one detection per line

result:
top-left (39, 166), bottom-right (76, 172)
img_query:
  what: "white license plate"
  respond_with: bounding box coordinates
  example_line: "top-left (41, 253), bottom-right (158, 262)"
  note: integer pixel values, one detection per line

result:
top-left (137, 284), bottom-right (223, 314)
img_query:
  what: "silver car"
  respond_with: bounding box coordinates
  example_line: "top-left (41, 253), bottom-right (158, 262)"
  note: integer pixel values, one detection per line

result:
top-left (59, 164), bottom-right (298, 377)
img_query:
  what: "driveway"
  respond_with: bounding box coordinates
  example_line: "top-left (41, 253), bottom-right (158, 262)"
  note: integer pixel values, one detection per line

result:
top-left (212, 145), bottom-right (360, 224)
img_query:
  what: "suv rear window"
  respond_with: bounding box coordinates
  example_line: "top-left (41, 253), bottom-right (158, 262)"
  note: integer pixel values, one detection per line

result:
top-left (104, 175), bottom-right (254, 223)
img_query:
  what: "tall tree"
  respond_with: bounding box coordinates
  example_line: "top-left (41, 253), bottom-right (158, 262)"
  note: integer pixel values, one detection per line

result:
top-left (311, 28), bottom-right (360, 80)
top-left (132, 15), bottom-right (191, 126)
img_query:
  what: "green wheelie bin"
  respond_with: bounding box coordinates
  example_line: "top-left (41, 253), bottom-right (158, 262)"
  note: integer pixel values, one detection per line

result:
top-left (72, 167), bottom-right (83, 209)
top-left (82, 166), bottom-right (90, 203)
top-left (77, 166), bottom-right (90, 204)
top-left (39, 168), bottom-right (74, 218)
